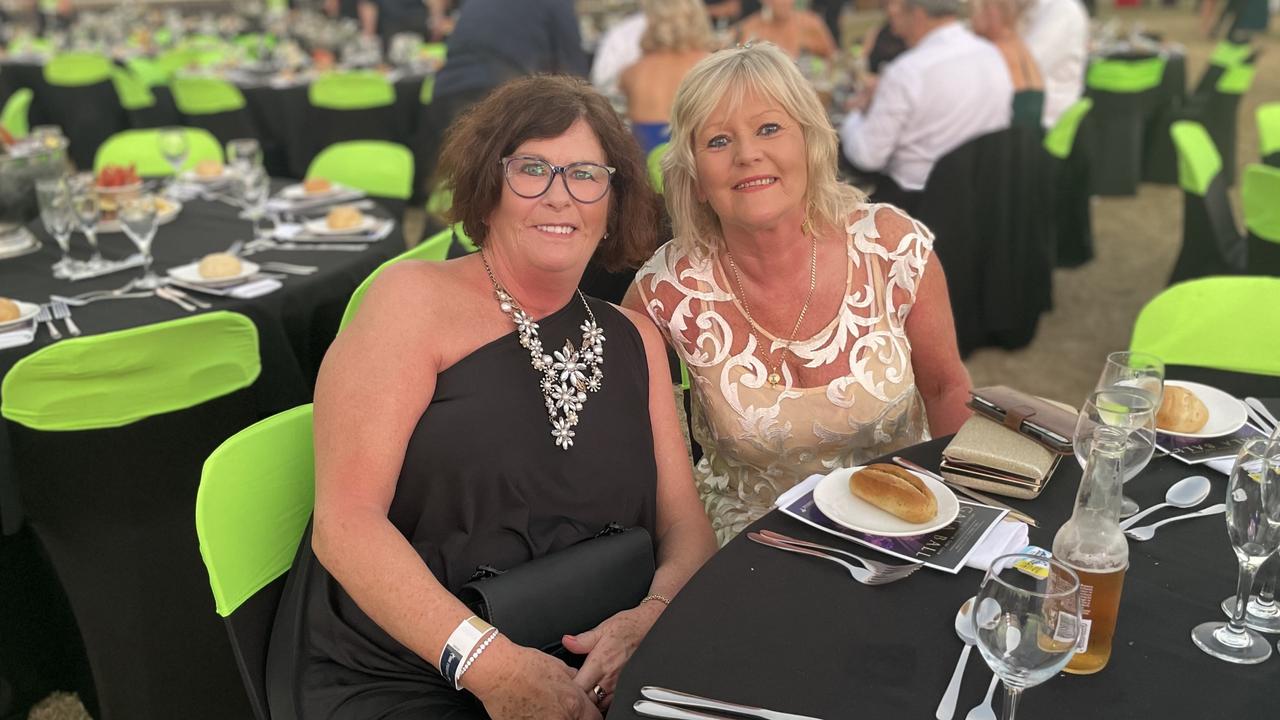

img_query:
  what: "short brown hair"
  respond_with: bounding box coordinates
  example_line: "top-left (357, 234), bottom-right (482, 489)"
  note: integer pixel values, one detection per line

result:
top-left (436, 75), bottom-right (660, 271)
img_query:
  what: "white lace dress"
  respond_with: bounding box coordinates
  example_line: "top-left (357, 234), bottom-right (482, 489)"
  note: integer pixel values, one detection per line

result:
top-left (634, 204), bottom-right (934, 545)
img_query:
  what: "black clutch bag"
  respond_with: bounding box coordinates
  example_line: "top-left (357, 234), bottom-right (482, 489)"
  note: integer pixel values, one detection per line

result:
top-left (456, 524), bottom-right (655, 657)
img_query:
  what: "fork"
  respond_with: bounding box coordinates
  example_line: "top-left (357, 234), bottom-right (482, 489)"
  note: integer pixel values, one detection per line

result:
top-left (49, 300), bottom-right (81, 336)
top-left (747, 532), bottom-right (921, 585)
top-left (756, 529), bottom-right (923, 576)
top-left (35, 304), bottom-right (62, 340)
top-left (1124, 503), bottom-right (1227, 541)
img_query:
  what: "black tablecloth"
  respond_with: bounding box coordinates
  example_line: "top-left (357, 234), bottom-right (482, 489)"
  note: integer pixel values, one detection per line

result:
top-left (610, 366), bottom-right (1277, 719)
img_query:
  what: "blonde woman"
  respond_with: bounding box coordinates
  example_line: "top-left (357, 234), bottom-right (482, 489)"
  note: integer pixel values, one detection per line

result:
top-left (971, 0), bottom-right (1044, 131)
top-left (736, 0), bottom-right (837, 60)
top-left (623, 43), bottom-right (971, 545)
top-left (620, 0), bottom-right (715, 153)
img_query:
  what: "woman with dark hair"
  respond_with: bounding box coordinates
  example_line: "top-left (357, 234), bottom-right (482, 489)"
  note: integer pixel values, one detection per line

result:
top-left (266, 74), bottom-right (716, 720)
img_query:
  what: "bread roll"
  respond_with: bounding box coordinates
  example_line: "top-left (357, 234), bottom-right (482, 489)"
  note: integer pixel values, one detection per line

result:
top-left (197, 253), bottom-right (243, 279)
top-left (303, 177), bottom-right (332, 194)
top-left (849, 464), bottom-right (937, 523)
top-left (0, 298), bottom-right (20, 322)
top-left (195, 159), bottom-right (224, 178)
top-left (1156, 386), bottom-right (1209, 433)
top-left (326, 205), bottom-right (363, 231)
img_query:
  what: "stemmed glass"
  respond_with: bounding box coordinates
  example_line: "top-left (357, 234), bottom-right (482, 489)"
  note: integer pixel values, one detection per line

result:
top-left (1192, 437), bottom-right (1280, 663)
top-left (226, 137), bottom-right (262, 176)
top-left (156, 127), bottom-right (189, 184)
top-left (973, 553), bottom-right (1082, 720)
top-left (1073, 389), bottom-right (1157, 513)
top-left (1221, 556), bottom-right (1280, 634)
top-left (237, 165), bottom-right (271, 241)
top-left (35, 177), bottom-right (76, 278)
top-left (1094, 351), bottom-right (1164, 516)
top-left (119, 195), bottom-right (161, 289)
top-left (68, 173), bottom-right (105, 270)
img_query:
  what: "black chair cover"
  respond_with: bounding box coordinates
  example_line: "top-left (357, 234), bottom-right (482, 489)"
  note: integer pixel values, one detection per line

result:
top-left (1169, 173), bottom-right (1246, 284)
top-left (1051, 110), bottom-right (1097, 268)
top-left (37, 80), bottom-right (129, 170)
top-left (1247, 232), bottom-right (1280, 275)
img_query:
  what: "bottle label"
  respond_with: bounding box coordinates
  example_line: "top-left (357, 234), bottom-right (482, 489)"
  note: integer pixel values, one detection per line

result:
top-left (1072, 618), bottom-right (1092, 653)
top-left (1012, 545), bottom-right (1053, 580)
top-left (1053, 610), bottom-right (1081, 647)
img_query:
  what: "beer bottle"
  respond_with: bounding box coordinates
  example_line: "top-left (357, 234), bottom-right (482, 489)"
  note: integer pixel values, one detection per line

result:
top-left (1052, 425), bottom-right (1130, 674)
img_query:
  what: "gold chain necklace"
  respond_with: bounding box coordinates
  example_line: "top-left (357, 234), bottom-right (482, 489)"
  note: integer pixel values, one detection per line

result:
top-left (723, 229), bottom-right (818, 389)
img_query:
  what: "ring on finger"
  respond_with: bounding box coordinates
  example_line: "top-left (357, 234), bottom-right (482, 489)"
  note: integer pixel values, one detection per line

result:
top-left (591, 684), bottom-right (606, 705)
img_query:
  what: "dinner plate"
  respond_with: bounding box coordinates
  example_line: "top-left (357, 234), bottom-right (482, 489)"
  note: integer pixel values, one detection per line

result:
top-left (303, 215), bottom-right (380, 236)
top-left (166, 259), bottom-right (261, 288)
top-left (279, 182), bottom-right (348, 200)
top-left (97, 199), bottom-right (182, 234)
top-left (0, 300), bottom-right (41, 331)
top-left (1157, 380), bottom-right (1248, 438)
top-left (812, 466), bottom-right (960, 537)
top-left (180, 169), bottom-right (233, 186)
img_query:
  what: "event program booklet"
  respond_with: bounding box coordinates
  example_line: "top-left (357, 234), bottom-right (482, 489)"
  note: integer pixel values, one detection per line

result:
top-left (1156, 425), bottom-right (1267, 465)
top-left (776, 476), bottom-right (1008, 574)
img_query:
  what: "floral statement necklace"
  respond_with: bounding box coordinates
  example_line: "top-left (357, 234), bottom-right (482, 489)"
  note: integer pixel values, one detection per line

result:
top-left (481, 250), bottom-right (605, 450)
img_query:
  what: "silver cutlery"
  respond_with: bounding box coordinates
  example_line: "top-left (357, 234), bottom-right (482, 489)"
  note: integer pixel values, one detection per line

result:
top-left (639, 687), bottom-right (825, 720)
top-left (259, 261), bottom-right (318, 275)
top-left (755, 529), bottom-right (920, 576)
top-left (892, 456), bottom-right (1039, 528)
top-left (35, 304), bottom-right (61, 340)
top-left (163, 286), bottom-right (212, 309)
top-left (1124, 503), bottom-right (1227, 541)
top-left (635, 700), bottom-right (738, 720)
top-left (939, 598), bottom-right (976, 720)
top-left (747, 532), bottom-right (920, 585)
top-left (52, 291), bottom-right (157, 306)
top-left (1245, 398), bottom-right (1278, 434)
top-left (49, 300), bottom-right (81, 336)
top-left (964, 676), bottom-right (1000, 720)
top-left (268, 242), bottom-right (370, 252)
top-left (154, 287), bottom-right (196, 312)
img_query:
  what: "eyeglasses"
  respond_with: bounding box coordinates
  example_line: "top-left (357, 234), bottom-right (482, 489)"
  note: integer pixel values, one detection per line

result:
top-left (500, 156), bottom-right (615, 204)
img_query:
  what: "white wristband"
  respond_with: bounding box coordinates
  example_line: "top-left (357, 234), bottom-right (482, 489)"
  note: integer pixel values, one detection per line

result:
top-left (439, 616), bottom-right (494, 688)
top-left (454, 628), bottom-right (499, 690)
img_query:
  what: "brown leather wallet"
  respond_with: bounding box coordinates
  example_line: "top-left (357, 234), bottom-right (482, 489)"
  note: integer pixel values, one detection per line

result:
top-left (967, 386), bottom-right (1077, 455)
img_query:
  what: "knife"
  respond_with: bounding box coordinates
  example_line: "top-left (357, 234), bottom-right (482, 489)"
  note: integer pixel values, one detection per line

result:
top-left (891, 456), bottom-right (1039, 528)
top-left (635, 700), bottom-right (738, 720)
top-left (640, 687), bottom-right (825, 720)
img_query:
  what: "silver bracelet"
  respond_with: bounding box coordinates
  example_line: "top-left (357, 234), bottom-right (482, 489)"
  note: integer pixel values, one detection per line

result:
top-left (454, 628), bottom-right (500, 690)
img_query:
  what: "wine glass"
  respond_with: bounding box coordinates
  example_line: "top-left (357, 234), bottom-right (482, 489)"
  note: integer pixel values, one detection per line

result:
top-left (119, 195), bottom-right (161, 289)
top-left (226, 137), bottom-right (261, 176)
top-left (1221, 555), bottom-right (1280, 634)
top-left (973, 553), bottom-right (1081, 720)
top-left (35, 177), bottom-right (76, 278)
top-left (237, 165), bottom-right (271, 241)
top-left (1096, 351), bottom-right (1164, 408)
top-left (156, 127), bottom-right (189, 181)
top-left (1074, 389), bottom-right (1156, 518)
top-left (1192, 437), bottom-right (1280, 663)
top-left (68, 173), bottom-right (105, 269)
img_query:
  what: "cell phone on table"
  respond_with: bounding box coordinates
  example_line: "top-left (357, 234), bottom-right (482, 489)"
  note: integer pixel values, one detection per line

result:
top-left (969, 395), bottom-right (1074, 454)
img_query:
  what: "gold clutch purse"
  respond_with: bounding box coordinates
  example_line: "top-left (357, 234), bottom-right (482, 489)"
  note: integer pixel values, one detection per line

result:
top-left (940, 415), bottom-right (1063, 499)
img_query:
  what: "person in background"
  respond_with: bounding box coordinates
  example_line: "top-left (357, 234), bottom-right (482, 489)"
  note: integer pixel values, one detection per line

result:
top-left (737, 0), bottom-right (837, 59)
top-left (970, 0), bottom-right (1044, 132)
top-left (626, 43), bottom-right (971, 545)
top-left (809, 0), bottom-right (849, 40)
top-left (621, 0), bottom-right (714, 154)
top-left (325, 0), bottom-right (362, 21)
top-left (860, 4), bottom-right (908, 76)
top-left (839, 0), bottom-right (1011, 205)
top-left (1200, 0), bottom-right (1271, 40)
top-left (705, 0), bottom-right (761, 23)
top-left (590, 6), bottom-right (648, 98)
top-left (1020, 0), bottom-right (1087, 128)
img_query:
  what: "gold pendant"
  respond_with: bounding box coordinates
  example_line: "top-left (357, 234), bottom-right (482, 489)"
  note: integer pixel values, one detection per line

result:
top-left (768, 371), bottom-right (781, 387)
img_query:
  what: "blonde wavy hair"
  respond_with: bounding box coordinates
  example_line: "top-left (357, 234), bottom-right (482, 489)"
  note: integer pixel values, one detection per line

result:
top-left (640, 0), bottom-right (715, 53)
top-left (662, 42), bottom-right (865, 255)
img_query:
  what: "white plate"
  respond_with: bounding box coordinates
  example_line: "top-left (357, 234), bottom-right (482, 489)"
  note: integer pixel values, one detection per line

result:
top-left (812, 465), bottom-right (960, 537)
top-left (279, 182), bottom-right (348, 200)
top-left (166, 258), bottom-right (261, 288)
top-left (97, 199), bottom-right (182, 234)
top-left (0, 300), bottom-right (41, 331)
top-left (303, 215), bottom-right (380, 236)
top-left (180, 169), bottom-right (233, 185)
top-left (1157, 380), bottom-right (1248, 438)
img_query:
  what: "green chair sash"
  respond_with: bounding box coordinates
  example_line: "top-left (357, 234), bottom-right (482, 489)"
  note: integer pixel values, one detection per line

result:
top-left (647, 142), bottom-right (669, 193)
top-left (1259, 103), bottom-right (1280, 159)
top-left (125, 57), bottom-right (171, 87)
top-left (1131, 277), bottom-right (1280, 377)
top-left (43, 52), bottom-right (113, 87)
top-left (1043, 98), bottom-right (1093, 160)
top-left (309, 71), bottom-right (395, 110)
top-left (1170, 121), bottom-right (1221, 197)
top-left (1086, 57), bottom-right (1166, 94)
top-left (111, 68), bottom-right (156, 111)
top-left (421, 42), bottom-right (447, 64)
top-left (307, 140), bottom-right (414, 200)
top-left (0, 87), bottom-right (33, 138)
top-left (94, 127), bottom-right (225, 175)
top-left (1243, 164), bottom-right (1280, 243)
top-left (339, 224), bottom-right (467, 329)
top-left (171, 75), bottom-right (248, 115)
top-left (419, 74), bottom-right (436, 105)
top-left (1, 311), bottom-right (260, 431)
top-left (197, 403), bottom-right (314, 617)
top-left (1209, 41), bottom-right (1253, 68)
top-left (1216, 62), bottom-right (1257, 95)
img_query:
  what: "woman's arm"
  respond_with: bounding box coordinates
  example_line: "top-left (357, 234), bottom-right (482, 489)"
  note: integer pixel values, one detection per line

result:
top-left (805, 12), bottom-right (838, 60)
top-left (902, 254), bottom-right (972, 436)
top-left (312, 262), bottom-right (599, 720)
top-left (561, 306), bottom-right (716, 708)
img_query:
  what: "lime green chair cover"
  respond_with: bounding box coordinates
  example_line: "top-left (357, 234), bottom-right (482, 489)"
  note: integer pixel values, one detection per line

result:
top-left (425, 184), bottom-right (453, 219)
top-left (647, 142), bottom-right (669, 193)
top-left (421, 42), bottom-right (447, 64)
top-left (43, 52), bottom-right (113, 87)
top-left (309, 71), bottom-right (395, 110)
top-left (1086, 57), bottom-right (1166, 94)
top-left (1170, 121), bottom-right (1221, 197)
top-left (1216, 62), bottom-right (1257, 96)
top-left (1260, 103), bottom-right (1280, 160)
top-left (1209, 41), bottom-right (1253, 69)
top-left (1130, 277), bottom-right (1280, 377)
top-left (1, 312), bottom-right (260, 431)
top-left (8, 37), bottom-right (53, 57)
top-left (1243, 164), bottom-right (1280, 243)
top-left (126, 57), bottom-right (171, 87)
top-left (339, 224), bottom-right (468, 329)
top-left (157, 47), bottom-right (226, 77)
top-left (111, 68), bottom-right (156, 111)
top-left (94, 127), bottom-right (225, 175)
top-left (235, 33), bottom-right (277, 57)
top-left (419, 74), bottom-right (436, 105)
top-left (0, 88), bottom-right (33, 138)
top-left (1043, 98), bottom-right (1093, 160)
top-left (265, 0), bottom-right (288, 12)
top-left (197, 403), bottom-right (314, 617)
top-left (307, 140), bottom-right (414, 200)
top-left (171, 75), bottom-right (248, 115)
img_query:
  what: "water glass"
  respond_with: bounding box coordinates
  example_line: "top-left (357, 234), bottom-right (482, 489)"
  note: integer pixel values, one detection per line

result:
top-left (68, 173), bottom-right (104, 268)
top-left (237, 165), bottom-right (271, 239)
top-left (35, 177), bottom-right (75, 277)
top-left (120, 195), bottom-right (161, 289)
top-left (227, 138), bottom-right (262, 176)
top-left (1193, 438), bottom-right (1280, 663)
top-left (974, 554), bottom-right (1081, 720)
top-left (157, 127), bottom-right (189, 178)
top-left (1095, 351), bottom-right (1164, 410)
top-left (1221, 554), bottom-right (1280, 634)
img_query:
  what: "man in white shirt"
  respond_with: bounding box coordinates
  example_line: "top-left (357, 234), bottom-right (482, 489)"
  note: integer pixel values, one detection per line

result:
top-left (840, 0), bottom-right (1012, 193)
top-left (1021, 0), bottom-right (1089, 129)
top-left (590, 11), bottom-right (648, 98)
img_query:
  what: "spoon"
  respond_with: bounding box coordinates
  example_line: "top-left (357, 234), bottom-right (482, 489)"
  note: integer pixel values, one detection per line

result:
top-left (1124, 503), bottom-right (1227, 541)
top-left (964, 676), bottom-right (1000, 720)
top-left (937, 598), bottom-right (976, 720)
top-left (1118, 475), bottom-right (1212, 531)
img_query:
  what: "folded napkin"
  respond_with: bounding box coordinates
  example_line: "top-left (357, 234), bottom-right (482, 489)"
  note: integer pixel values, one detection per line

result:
top-left (1206, 457), bottom-right (1236, 476)
top-left (228, 278), bottom-right (283, 299)
top-left (964, 520), bottom-right (1030, 571)
top-left (63, 254), bottom-right (145, 282)
top-left (0, 323), bottom-right (38, 350)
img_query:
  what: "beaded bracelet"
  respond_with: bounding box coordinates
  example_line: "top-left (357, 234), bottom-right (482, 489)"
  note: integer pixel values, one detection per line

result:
top-left (439, 616), bottom-right (495, 689)
top-left (454, 628), bottom-right (500, 690)
top-left (641, 593), bottom-right (672, 606)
